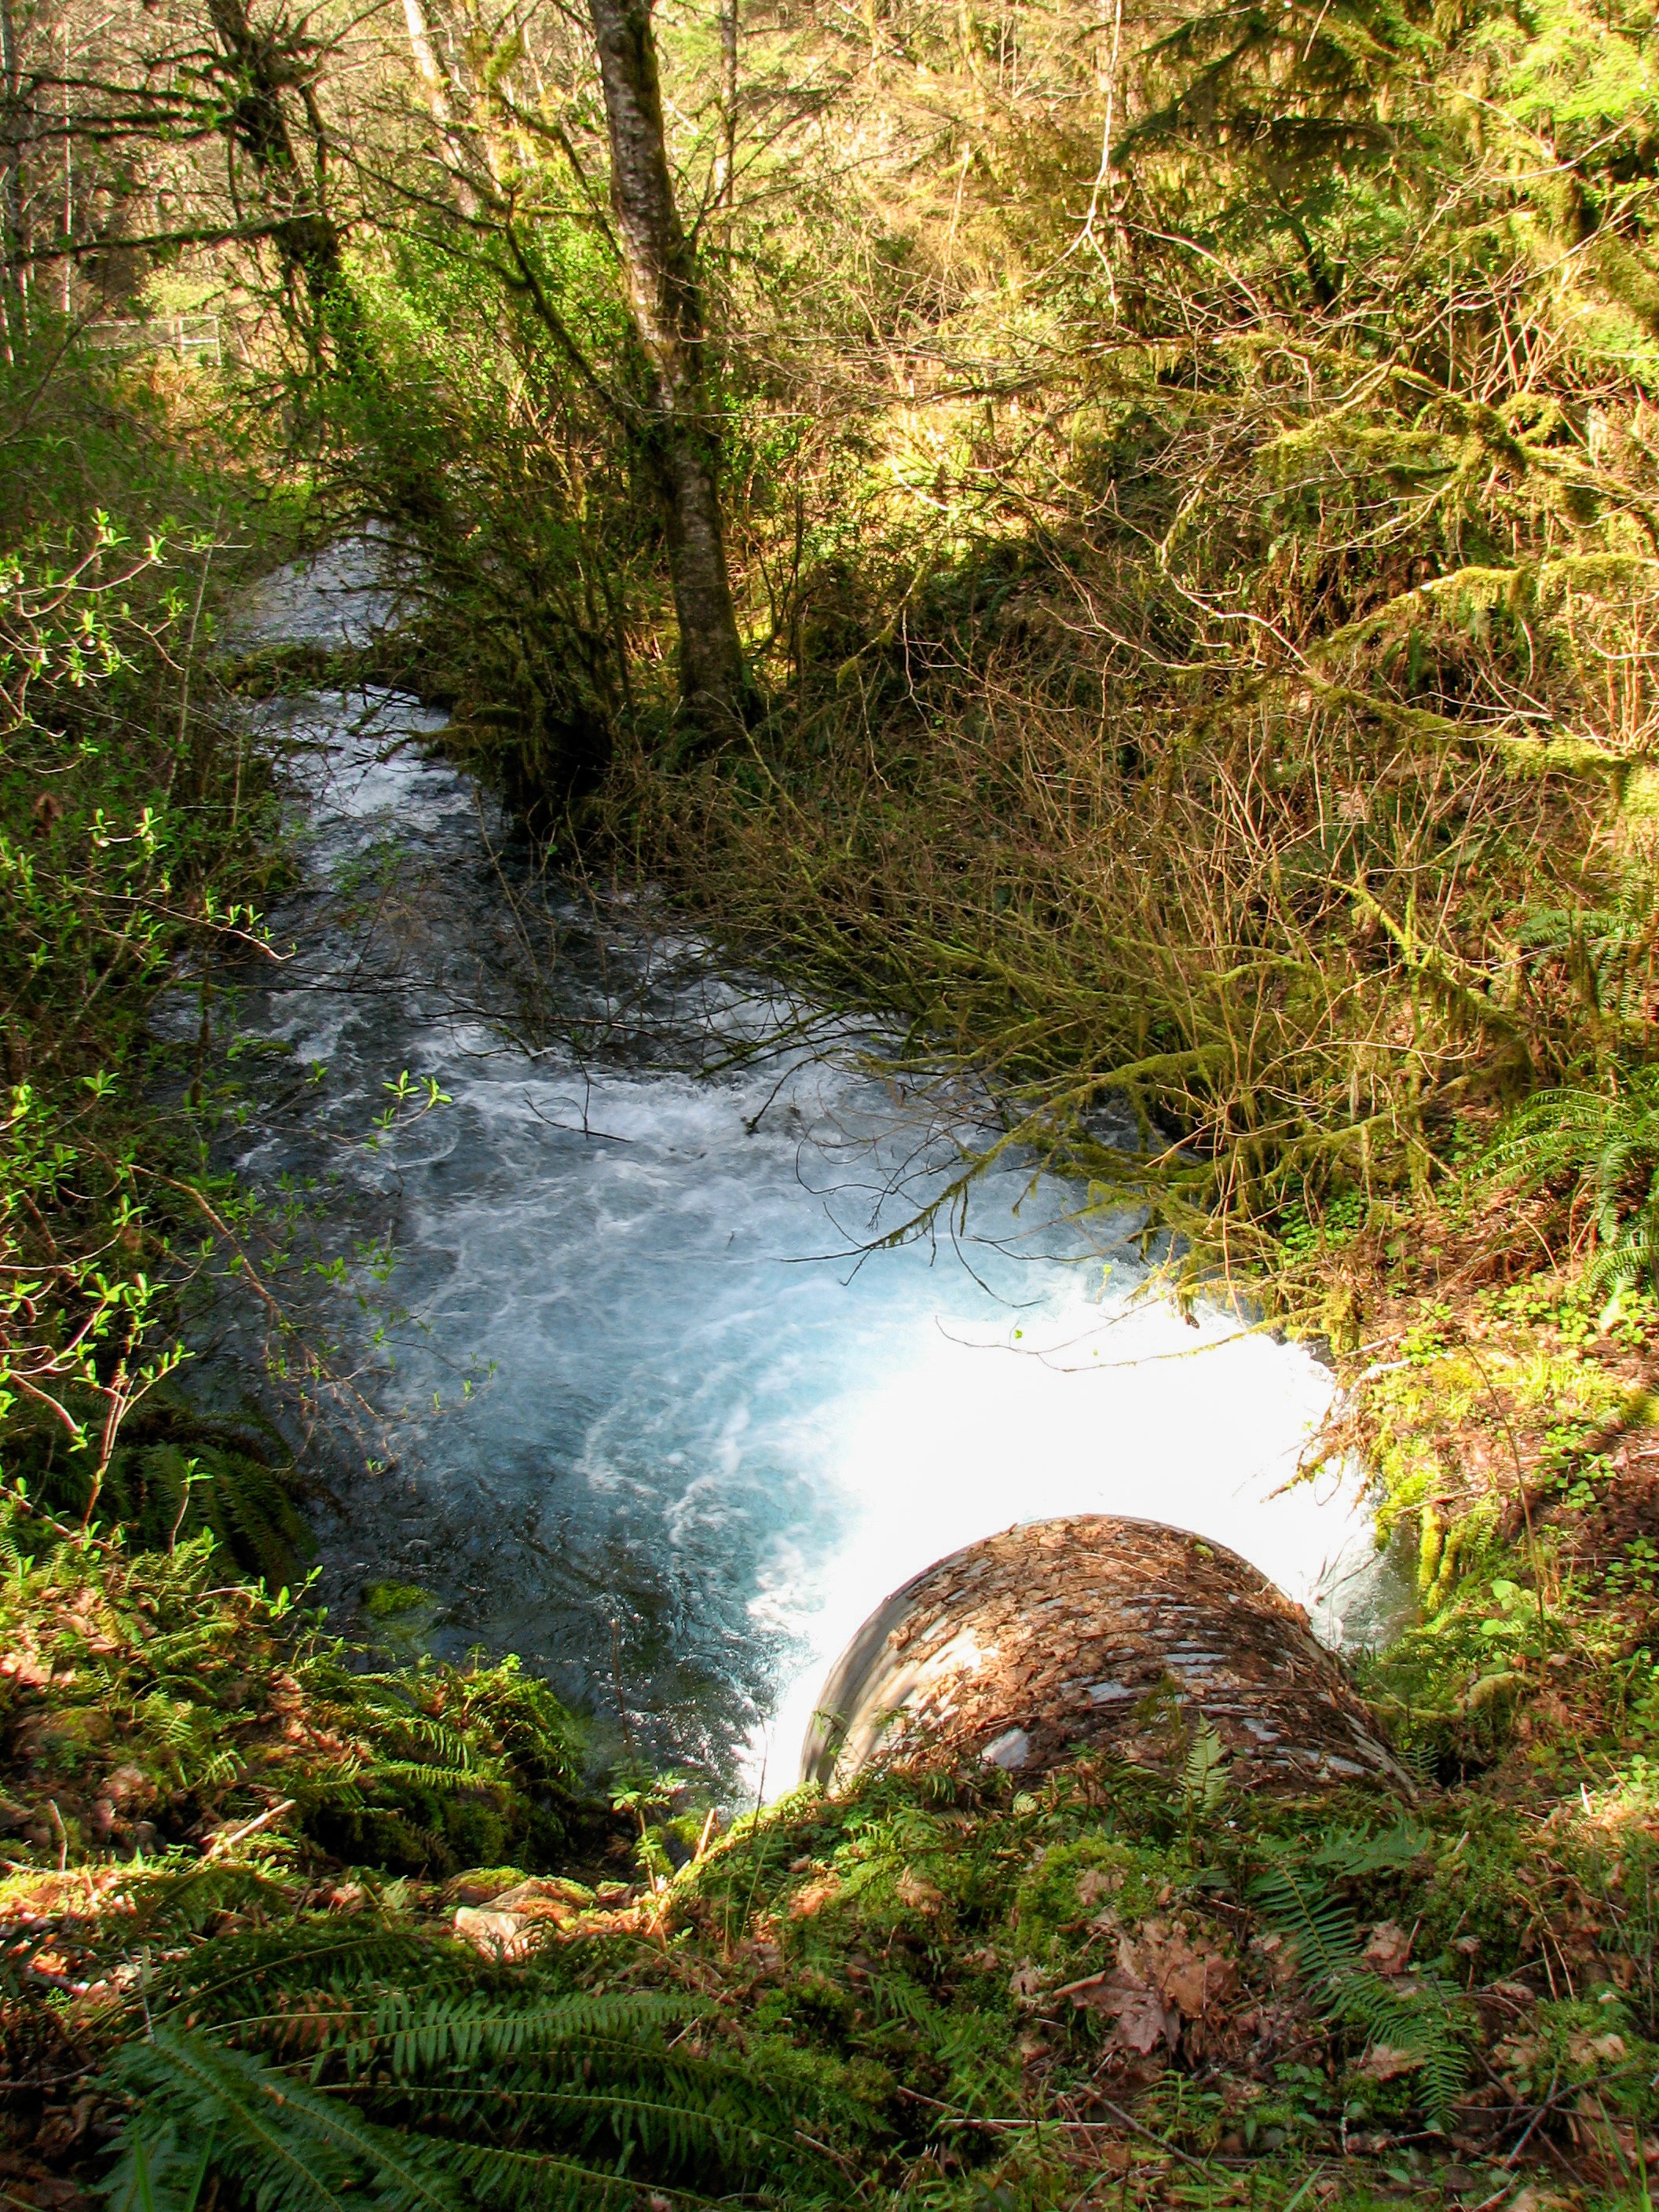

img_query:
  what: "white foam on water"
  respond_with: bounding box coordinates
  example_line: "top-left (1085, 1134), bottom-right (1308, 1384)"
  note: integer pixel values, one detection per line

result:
top-left (203, 550), bottom-right (1385, 1800)
top-left (750, 1299), bottom-right (1369, 1796)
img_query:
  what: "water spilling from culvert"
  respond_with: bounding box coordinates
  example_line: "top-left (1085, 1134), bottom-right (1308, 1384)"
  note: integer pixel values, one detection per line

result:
top-left (181, 544), bottom-right (1397, 1800)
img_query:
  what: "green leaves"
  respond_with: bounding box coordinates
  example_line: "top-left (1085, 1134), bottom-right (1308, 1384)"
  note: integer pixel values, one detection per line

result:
top-left (1180, 1716), bottom-right (1230, 1818)
top-left (1250, 1850), bottom-right (1472, 2131)
top-left (100, 1974), bottom-right (850, 2212)
top-left (1491, 1068), bottom-right (1659, 1301)
top-left (102, 2121), bottom-right (218, 2212)
top-left (108, 2031), bottom-right (460, 2212)
top-left (0, 501), bottom-right (273, 1522)
top-left (0, 1489), bottom-right (589, 1877)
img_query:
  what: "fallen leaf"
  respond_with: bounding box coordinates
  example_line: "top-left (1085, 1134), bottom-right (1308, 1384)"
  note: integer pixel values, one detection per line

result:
top-left (1356, 2042), bottom-right (1426, 2082)
top-left (1362, 1921), bottom-right (1413, 1976)
top-left (1077, 1866), bottom-right (1123, 1907)
top-left (1566, 2030), bottom-right (1628, 2066)
top-left (1056, 1970), bottom-right (1111, 2003)
top-left (1009, 1960), bottom-right (1046, 2000)
top-left (1101, 1976), bottom-right (1179, 2054)
top-left (1070, 1937), bottom-right (1183, 2052)
top-left (1496, 2033), bottom-right (1544, 2081)
top-left (1150, 1928), bottom-right (1233, 2016)
top-left (789, 1875), bottom-right (841, 1920)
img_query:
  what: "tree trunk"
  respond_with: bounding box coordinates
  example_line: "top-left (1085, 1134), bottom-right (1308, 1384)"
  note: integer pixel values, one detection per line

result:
top-left (0, 0), bottom-right (27, 353)
top-left (399, 0), bottom-right (482, 213)
top-left (585, 0), bottom-right (749, 731)
top-left (203, 0), bottom-right (346, 331)
top-left (711, 0), bottom-right (737, 231)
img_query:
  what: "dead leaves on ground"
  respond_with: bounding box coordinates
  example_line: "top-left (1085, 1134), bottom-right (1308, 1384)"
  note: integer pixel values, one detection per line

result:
top-left (1020, 1914), bottom-right (1241, 2059)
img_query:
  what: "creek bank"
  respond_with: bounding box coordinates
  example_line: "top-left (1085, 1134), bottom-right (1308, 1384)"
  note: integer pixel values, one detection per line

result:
top-left (9, 538), bottom-right (1659, 2207)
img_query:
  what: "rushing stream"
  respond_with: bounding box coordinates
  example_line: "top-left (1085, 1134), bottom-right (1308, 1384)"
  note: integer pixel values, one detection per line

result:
top-left (189, 544), bottom-right (1394, 1798)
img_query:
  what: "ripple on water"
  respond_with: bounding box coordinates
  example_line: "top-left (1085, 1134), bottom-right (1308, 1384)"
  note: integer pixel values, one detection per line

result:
top-left (193, 551), bottom-right (1394, 1799)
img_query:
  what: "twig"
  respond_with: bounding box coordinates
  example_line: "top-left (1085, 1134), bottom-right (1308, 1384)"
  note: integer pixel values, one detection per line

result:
top-left (204, 1800), bottom-right (296, 1857)
top-left (1503, 2064), bottom-right (1562, 2166)
top-left (894, 2084), bottom-right (1209, 2172)
top-left (0, 1484), bottom-right (122, 1558)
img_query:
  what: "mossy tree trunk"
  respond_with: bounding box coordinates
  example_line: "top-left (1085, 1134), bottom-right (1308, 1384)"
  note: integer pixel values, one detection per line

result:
top-left (586, 0), bottom-right (749, 734)
top-left (0, 0), bottom-right (27, 350)
top-left (203, 0), bottom-right (346, 341)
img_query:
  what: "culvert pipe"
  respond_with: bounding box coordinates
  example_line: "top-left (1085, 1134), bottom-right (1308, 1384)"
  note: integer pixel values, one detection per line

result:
top-left (800, 1514), bottom-right (1407, 1795)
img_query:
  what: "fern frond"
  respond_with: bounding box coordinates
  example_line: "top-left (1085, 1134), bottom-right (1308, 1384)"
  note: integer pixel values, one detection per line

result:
top-left (409, 2134), bottom-right (723, 2211)
top-left (1490, 1074), bottom-right (1659, 1292)
top-left (151, 1922), bottom-right (479, 2020)
top-left (309, 1759), bottom-right (505, 1796)
top-left (330, 1990), bottom-right (692, 2078)
top-left (104, 2010), bottom-right (848, 2212)
top-left (1181, 1716), bottom-right (1229, 1812)
top-left (386, 2079), bottom-right (814, 2172)
top-left (1250, 1859), bottom-right (1470, 2130)
top-left (1249, 1862), bottom-right (1359, 1981)
top-left (1299, 1818), bottom-right (1433, 1877)
top-left (123, 1863), bottom-right (300, 1945)
top-left (108, 2027), bottom-right (451, 2212)
top-left (103, 2122), bottom-right (218, 2212)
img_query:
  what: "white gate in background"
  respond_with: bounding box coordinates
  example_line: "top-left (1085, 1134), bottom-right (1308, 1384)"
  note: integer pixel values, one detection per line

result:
top-left (86, 314), bottom-right (222, 367)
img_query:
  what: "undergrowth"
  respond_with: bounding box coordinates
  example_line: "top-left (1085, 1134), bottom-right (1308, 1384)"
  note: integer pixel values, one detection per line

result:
top-left (14, 1563), bottom-right (1659, 2209)
top-left (0, 328), bottom-right (298, 1533)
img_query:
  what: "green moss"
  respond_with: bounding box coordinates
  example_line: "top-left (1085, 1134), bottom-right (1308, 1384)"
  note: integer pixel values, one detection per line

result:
top-left (0, 1500), bottom-right (598, 1877)
top-left (445, 1864), bottom-right (533, 1899)
top-left (1010, 1836), bottom-right (1176, 1963)
top-left (361, 1580), bottom-right (438, 1618)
